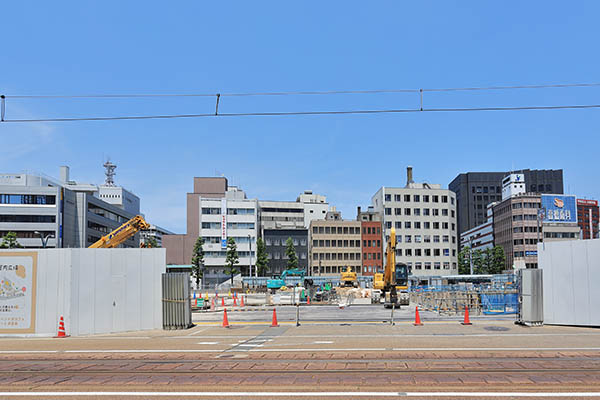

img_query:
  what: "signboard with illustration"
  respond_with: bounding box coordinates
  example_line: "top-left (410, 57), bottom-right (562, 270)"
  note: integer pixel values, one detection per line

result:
top-left (0, 252), bottom-right (37, 333)
top-left (541, 195), bottom-right (577, 224)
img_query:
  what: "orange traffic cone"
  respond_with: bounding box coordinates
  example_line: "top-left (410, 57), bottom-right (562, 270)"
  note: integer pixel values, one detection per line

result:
top-left (271, 308), bottom-right (279, 327)
top-left (222, 308), bottom-right (230, 328)
top-left (221, 297), bottom-right (225, 307)
top-left (55, 316), bottom-right (69, 338)
top-left (413, 307), bottom-right (423, 326)
top-left (307, 295), bottom-right (311, 305)
top-left (233, 297), bottom-right (237, 306)
top-left (462, 305), bottom-right (472, 325)
top-left (241, 295), bottom-right (245, 307)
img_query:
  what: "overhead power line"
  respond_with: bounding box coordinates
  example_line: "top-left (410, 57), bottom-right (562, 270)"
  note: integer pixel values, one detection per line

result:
top-left (4, 82), bottom-right (600, 99)
top-left (2, 104), bottom-right (600, 123)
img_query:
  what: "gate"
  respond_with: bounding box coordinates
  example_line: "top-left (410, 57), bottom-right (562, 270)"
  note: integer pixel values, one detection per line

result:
top-left (162, 272), bottom-right (193, 330)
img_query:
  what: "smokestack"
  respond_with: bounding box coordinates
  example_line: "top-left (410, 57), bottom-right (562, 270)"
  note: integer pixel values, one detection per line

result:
top-left (357, 206), bottom-right (361, 216)
top-left (407, 166), bottom-right (414, 186)
top-left (60, 166), bottom-right (70, 183)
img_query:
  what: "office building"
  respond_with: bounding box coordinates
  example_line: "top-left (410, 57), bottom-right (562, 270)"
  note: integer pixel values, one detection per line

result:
top-left (449, 169), bottom-right (564, 236)
top-left (309, 216), bottom-right (362, 276)
top-left (163, 178), bottom-right (258, 284)
top-left (460, 203), bottom-right (495, 251)
top-left (493, 193), bottom-right (579, 269)
top-left (371, 167), bottom-right (458, 276)
top-left (357, 206), bottom-right (383, 276)
top-left (262, 228), bottom-right (308, 274)
top-left (140, 224), bottom-right (174, 247)
top-left (0, 166), bottom-right (140, 248)
top-left (577, 199), bottom-right (599, 239)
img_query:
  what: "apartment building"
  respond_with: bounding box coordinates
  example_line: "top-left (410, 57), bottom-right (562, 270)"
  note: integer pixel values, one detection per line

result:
top-left (371, 167), bottom-right (458, 276)
top-left (357, 206), bottom-right (382, 276)
top-left (577, 199), bottom-right (599, 239)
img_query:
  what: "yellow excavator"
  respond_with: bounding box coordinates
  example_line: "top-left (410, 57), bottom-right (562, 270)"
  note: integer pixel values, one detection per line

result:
top-left (88, 215), bottom-right (150, 248)
top-left (340, 266), bottom-right (359, 287)
top-left (375, 227), bottom-right (409, 308)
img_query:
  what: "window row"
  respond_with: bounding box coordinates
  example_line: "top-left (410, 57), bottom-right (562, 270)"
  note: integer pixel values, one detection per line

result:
top-left (394, 248), bottom-right (454, 257)
top-left (384, 208), bottom-right (454, 217)
top-left (205, 251), bottom-right (254, 258)
top-left (363, 239), bottom-right (381, 248)
top-left (268, 252), bottom-right (307, 260)
top-left (312, 252), bottom-right (362, 261)
top-left (201, 222), bottom-right (255, 229)
top-left (87, 204), bottom-right (128, 223)
top-left (514, 238), bottom-right (541, 245)
top-left (265, 238), bottom-right (307, 246)
top-left (203, 236), bottom-right (254, 245)
top-left (0, 215), bottom-right (56, 223)
top-left (312, 239), bottom-right (361, 248)
top-left (362, 226), bottom-right (381, 235)
top-left (385, 221), bottom-right (455, 231)
top-left (311, 265), bottom-right (362, 274)
top-left (410, 261), bottom-right (452, 270)
top-left (363, 252), bottom-right (381, 260)
top-left (312, 226), bottom-right (360, 235)
top-left (201, 207), bottom-right (255, 215)
top-left (387, 234), bottom-right (455, 244)
top-left (383, 194), bottom-right (454, 204)
top-left (0, 230), bottom-right (54, 239)
top-left (544, 232), bottom-right (577, 239)
top-left (472, 186), bottom-right (501, 194)
top-left (0, 194), bottom-right (56, 205)
top-left (512, 214), bottom-right (539, 221)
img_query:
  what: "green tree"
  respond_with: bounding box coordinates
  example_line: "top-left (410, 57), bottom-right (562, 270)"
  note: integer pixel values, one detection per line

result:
top-left (472, 249), bottom-right (485, 274)
top-left (487, 245), bottom-right (506, 274)
top-left (255, 237), bottom-right (269, 277)
top-left (0, 232), bottom-right (23, 249)
top-left (143, 237), bottom-right (159, 248)
top-left (224, 237), bottom-right (239, 285)
top-left (191, 237), bottom-right (205, 289)
top-left (285, 237), bottom-right (298, 270)
top-left (458, 246), bottom-right (471, 275)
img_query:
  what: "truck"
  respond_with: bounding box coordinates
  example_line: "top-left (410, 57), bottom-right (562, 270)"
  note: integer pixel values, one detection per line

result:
top-left (380, 227), bottom-right (410, 308)
top-left (266, 268), bottom-right (306, 292)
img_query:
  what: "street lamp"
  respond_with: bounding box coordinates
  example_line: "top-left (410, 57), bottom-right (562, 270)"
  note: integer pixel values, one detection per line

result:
top-left (34, 231), bottom-right (54, 249)
top-left (248, 234), bottom-right (253, 279)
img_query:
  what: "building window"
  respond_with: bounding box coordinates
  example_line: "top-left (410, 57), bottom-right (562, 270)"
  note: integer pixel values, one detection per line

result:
top-left (385, 194), bottom-right (391, 201)
top-left (395, 221), bottom-right (402, 229)
top-left (404, 195), bottom-right (411, 202)
top-left (423, 208), bottom-right (430, 216)
top-left (425, 249), bottom-right (431, 256)
top-left (415, 235), bottom-right (422, 243)
top-left (432, 195), bottom-right (439, 203)
top-left (415, 262), bottom-right (422, 270)
top-left (424, 235), bottom-right (431, 243)
top-left (405, 235), bottom-right (412, 243)
top-left (394, 208), bottom-right (401, 215)
top-left (434, 262), bottom-right (441, 270)
top-left (442, 196), bottom-right (448, 203)
top-left (414, 195), bottom-right (420, 202)
top-left (425, 262), bottom-right (431, 269)
top-left (432, 209), bottom-right (439, 216)
top-left (423, 195), bottom-right (429, 202)
top-left (414, 222), bottom-right (421, 229)
top-left (443, 249), bottom-right (449, 256)
top-left (394, 194), bottom-right (401, 201)
top-left (405, 208), bottom-right (411, 216)
top-left (405, 222), bottom-right (411, 229)
top-left (424, 222), bottom-right (430, 229)
top-left (414, 208), bottom-right (421, 216)
top-left (386, 222), bottom-right (392, 229)
top-left (442, 235), bottom-right (448, 243)
top-left (405, 249), bottom-right (412, 256)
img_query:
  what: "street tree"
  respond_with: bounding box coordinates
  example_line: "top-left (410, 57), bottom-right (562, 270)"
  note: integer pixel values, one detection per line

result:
top-left (255, 237), bottom-right (269, 276)
top-left (191, 237), bottom-right (205, 290)
top-left (285, 237), bottom-right (298, 270)
top-left (0, 232), bottom-right (23, 249)
top-left (224, 237), bottom-right (240, 285)
top-left (458, 246), bottom-right (471, 275)
top-left (143, 237), bottom-right (159, 248)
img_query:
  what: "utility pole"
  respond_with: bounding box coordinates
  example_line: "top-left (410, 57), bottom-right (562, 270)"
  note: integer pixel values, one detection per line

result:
top-left (469, 236), bottom-right (474, 275)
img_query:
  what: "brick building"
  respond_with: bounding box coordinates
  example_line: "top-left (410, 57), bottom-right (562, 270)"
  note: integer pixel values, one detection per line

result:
top-left (577, 199), bottom-right (599, 239)
top-left (357, 206), bottom-right (383, 276)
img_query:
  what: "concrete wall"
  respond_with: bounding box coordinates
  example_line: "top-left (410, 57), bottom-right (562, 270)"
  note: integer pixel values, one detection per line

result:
top-left (538, 239), bottom-right (600, 326)
top-left (0, 248), bottom-right (165, 336)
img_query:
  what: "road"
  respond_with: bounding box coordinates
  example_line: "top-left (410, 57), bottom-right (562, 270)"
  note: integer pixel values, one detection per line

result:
top-left (0, 306), bottom-right (599, 399)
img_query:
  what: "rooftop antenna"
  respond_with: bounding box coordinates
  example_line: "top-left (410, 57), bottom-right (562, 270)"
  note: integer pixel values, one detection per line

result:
top-left (103, 159), bottom-right (117, 187)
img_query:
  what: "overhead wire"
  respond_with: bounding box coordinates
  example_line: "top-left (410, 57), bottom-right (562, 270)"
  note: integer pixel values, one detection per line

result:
top-left (3, 104), bottom-right (600, 123)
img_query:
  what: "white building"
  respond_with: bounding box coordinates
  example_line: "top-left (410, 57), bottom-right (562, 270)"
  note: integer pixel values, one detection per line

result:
top-left (371, 167), bottom-right (459, 277)
top-left (460, 203), bottom-right (495, 251)
top-left (502, 173), bottom-right (526, 201)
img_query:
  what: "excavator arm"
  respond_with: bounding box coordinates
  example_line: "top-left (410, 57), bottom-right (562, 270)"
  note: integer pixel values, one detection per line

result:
top-left (88, 215), bottom-right (151, 248)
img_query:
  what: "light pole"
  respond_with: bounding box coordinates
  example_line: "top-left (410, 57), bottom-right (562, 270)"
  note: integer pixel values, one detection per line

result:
top-left (469, 236), bottom-right (474, 275)
top-left (34, 231), bottom-right (54, 249)
top-left (248, 234), bottom-right (253, 280)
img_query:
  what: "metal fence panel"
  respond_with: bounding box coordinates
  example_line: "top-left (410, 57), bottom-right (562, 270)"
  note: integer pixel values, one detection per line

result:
top-left (162, 272), bottom-right (192, 330)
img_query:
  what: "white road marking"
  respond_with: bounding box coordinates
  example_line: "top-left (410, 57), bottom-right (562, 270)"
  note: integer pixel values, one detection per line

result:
top-left (237, 344), bottom-right (263, 347)
top-left (313, 341), bottom-right (334, 344)
top-left (196, 342), bottom-right (219, 345)
top-left (0, 392), bottom-right (599, 397)
top-left (63, 349), bottom-right (225, 353)
top-left (187, 327), bottom-right (209, 336)
top-left (0, 350), bottom-right (58, 354)
top-left (176, 332), bottom-right (600, 339)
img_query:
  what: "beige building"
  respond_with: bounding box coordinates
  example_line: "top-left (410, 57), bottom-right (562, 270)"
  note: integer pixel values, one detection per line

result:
top-left (371, 167), bottom-right (459, 277)
top-left (309, 217), bottom-right (362, 276)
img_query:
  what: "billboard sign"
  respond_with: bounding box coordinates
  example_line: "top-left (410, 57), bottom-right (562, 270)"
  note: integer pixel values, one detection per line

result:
top-left (541, 195), bottom-right (577, 224)
top-left (0, 252), bottom-right (37, 333)
top-left (221, 198), bottom-right (227, 248)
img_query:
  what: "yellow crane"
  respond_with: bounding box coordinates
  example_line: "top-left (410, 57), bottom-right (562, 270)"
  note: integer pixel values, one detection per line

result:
top-left (88, 215), bottom-right (150, 248)
top-left (374, 227), bottom-right (409, 307)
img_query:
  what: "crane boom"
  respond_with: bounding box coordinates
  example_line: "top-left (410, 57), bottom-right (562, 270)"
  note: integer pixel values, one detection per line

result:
top-left (88, 215), bottom-right (150, 248)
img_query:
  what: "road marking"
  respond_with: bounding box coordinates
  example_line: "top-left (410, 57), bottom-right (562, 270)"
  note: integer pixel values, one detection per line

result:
top-left (187, 327), bottom-right (210, 336)
top-left (1, 392), bottom-right (599, 397)
top-left (63, 349), bottom-right (225, 353)
top-left (237, 344), bottom-right (263, 347)
top-left (0, 351), bottom-right (58, 354)
top-left (313, 341), bottom-right (334, 344)
top-left (196, 342), bottom-right (219, 345)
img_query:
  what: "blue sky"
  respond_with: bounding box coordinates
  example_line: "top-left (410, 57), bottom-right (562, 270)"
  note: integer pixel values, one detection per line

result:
top-left (1, 1), bottom-right (599, 233)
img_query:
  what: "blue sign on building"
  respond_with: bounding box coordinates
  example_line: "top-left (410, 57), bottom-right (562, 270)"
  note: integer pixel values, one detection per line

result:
top-left (541, 195), bottom-right (577, 224)
top-left (221, 238), bottom-right (227, 248)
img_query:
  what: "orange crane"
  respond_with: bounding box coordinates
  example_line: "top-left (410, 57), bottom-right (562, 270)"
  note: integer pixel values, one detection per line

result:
top-left (88, 215), bottom-right (150, 248)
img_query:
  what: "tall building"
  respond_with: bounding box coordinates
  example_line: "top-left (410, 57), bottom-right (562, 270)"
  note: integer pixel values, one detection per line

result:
top-left (163, 178), bottom-right (258, 284)
top-left (493, 193), bottom-right (579, 269)
top-left (449, 169), bottom-right (564, 236)
top-left (309, 216), bottom-right (362, 276)
top-left (0, 166), bottom-right (140, 248)
top-left (577, 199), bottom-right (599, 239)
top-left (460, 203), bottom-right (495, 251)
top-left (262, 229), bottom-right (308, 274)
top-left (371, 167), bottom-right (458, 276)
top-left (357, 206), bottom-right (383, 276)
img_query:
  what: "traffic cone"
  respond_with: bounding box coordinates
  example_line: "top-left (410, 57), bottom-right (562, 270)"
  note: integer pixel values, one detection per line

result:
top-left (241, 295), bottom-right (245, 307)
top-left (55, 316), bottom-right (69, 338)
top-left (462, 305), bottom-right (472, 325)
top-left (413, 307), bottom-right (423, 326)
top-left (307, 295), bottom-right (311, 305)
top-left (271, 308), bottom-right (279, 327)
top-left (221, 297), bottom-right (225, 307)
top-left (222, 308), bottom-right (230, 328)
top-left (233, 297), bottom-right (237, 306)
